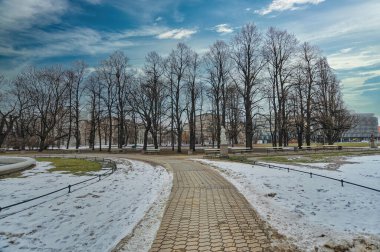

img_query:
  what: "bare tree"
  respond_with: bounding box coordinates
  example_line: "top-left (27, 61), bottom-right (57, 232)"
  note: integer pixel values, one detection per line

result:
top-left (22, 66), bottom-right (70, 151)
top-left (0, 75), bottom-right (17, 148)
top-left (167, 43), bottom-right (190, 153)
top-left (85, 73), bottom-right (103, 150)
top-left (314, 58), bottom-right (355, 144)
top-left (164, 58), bottom-right (176, 151)
top-left (64, 61), bottom-right (87, 149)
top-left (186, 50), bottom-right (201, 151)
top-left (263, 27), bottom-right (298, 147)
top-left (291, 64), bottom-right (306, 148)
top-left (198, 84), bottom-right (206, 146)
top-left (298, 42), bottom-right (320, 146)
top-left (128, 77), bottom-right (153, 151)
top-left (144, 51), bottom-right (166, 149)
top-left (98, 54), bottom-right (117, 151)
top-left (111, 51), bottom-right (130, 149)
top-left (204, 40), bottom-right (231, 148)
top-left (12, 73), bottom-right (35, 150)
top-left (231, 23), bottom-right (266, 149)
top-left (225, 83), bottom-right (241, 145)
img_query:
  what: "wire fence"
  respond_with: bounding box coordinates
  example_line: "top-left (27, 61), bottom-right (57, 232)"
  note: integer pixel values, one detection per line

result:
top-left (0, 156), bottom-right (117, 214)
top-left (265, 146), bottom-right (380, 155)
top-left (254, 162), bottom-right (380, 193)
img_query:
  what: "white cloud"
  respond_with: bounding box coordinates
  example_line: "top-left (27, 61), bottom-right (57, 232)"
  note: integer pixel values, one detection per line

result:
top-left (0, 26), bottom-right (170, 59)
top-left (214, 24), bottom-right (234, 34)
top-left (328, 46), bottom-right (380, 70)
top-left (0, 0), bottom-right (69, 31)
top-left (279, 1), bottom-right (380, 50)
top-left (256, 0), bottom-right (325, 15)
top-left (339, 48), bottom-right (352, 54)
top-left (118, 26), bottom-right (167, 39)
top-left (106, 0), bottom-right (176, 22)
top-left (157, 28), bottom-right (197, 40)
top-left (0, 27), bottom-right (134, 59)
top-left (83, 0), bottom-right (102, 4)
top-left (155, 16), bottom-right (163, 21)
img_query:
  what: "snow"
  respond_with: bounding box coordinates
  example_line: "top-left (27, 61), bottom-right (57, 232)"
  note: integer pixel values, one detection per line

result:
top-left (0, 158), bottom-right (172, 252)
top-left (195, 155), bottom-right (380, 251)
top-left (0, 156), bottom-right (36, 174)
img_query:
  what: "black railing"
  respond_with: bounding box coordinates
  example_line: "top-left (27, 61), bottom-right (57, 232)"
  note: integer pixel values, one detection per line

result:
top-left (254, 162), bottom-right (380, 193)
top-left (0, 156), bottom-right (117, 215)
top-left (265, 146), bottom-right (380, 155)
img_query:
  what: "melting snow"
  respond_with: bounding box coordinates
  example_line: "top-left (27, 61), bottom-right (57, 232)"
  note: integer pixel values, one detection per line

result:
top-left (0, 158), bottom-right (172, 252)
top-left (196, 155), bottom-right (380, 251)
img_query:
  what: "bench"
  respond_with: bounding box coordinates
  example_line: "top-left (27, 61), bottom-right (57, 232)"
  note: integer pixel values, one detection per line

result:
top-left (266, 147), bottom-right (283, 151)
top-left (229, 147), bottom-right (252, 154)
top-left (297, 146), bottom-right (314, 151)
top-left (323, 145), bottom-right (342, 150)
top-left (204, 149), bottom-right (220, 156)
top-left (266, 147), bottom-right (284, 155)
top-left (144, 148), bottom-right (160, 154)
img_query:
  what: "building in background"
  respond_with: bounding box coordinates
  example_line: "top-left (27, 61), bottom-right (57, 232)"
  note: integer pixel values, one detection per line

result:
top-left (342, 113), bottom-right (379, 141)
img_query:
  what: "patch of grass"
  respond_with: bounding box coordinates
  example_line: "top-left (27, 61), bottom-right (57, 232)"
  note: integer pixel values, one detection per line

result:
top-left (36, 157), bottom-right (102, 175)
top-left (257, 150), bottom-right (380, 164)
top-left (258, 156), bottom-right (311, 163)
top-left (228, 155), bottom-right (249, 163)
top-left (308, 151), bottom-right (379, 158)
top-left (254, 142), bottom-right (379, 148)
top-left (338, 142), bottom-right (378, 147)
top-left (0, 171), bottom-right (26, 180)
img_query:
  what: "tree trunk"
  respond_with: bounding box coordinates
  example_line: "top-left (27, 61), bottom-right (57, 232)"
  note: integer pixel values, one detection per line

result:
top-left (245, 105), bottom-right (253, 149)
top-left (177, 127), bottom-right (182, 153)
top-left (216, 100), bottom-right (221, 148)
top-left (108, 111), bottom-right (112, 152)
top-left (75, 87), bottom-right (81, 149)
top-left (143, 129), bottom-right (149, 151)
top-left (38, 135), bottom-right (46, 152)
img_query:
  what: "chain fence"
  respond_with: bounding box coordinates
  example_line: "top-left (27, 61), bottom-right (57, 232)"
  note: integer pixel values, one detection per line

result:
top-left (0, 155), bottom-right (117, 215)
top-left (254, 162), bottom-right (380, 193)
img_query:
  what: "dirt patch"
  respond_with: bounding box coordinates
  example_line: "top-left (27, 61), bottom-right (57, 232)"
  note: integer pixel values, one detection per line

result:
top-left (290, 156), bottom-right (358, 171)
top-left (322, 236), bottom-right (380, 252)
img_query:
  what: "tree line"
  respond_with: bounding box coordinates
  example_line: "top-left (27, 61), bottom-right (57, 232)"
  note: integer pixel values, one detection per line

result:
top-left (0, 23), bottom-right (355, 152)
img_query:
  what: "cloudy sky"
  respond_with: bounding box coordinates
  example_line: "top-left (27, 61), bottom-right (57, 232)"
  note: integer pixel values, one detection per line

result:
top-left (0, 0), bottom-right (379, 121)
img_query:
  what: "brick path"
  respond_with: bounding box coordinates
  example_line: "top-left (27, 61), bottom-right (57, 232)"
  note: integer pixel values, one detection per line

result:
top-left (149, 159), bottom-right (272, 252)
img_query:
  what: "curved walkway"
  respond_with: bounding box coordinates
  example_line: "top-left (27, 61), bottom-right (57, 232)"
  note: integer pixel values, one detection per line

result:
top-left (33, 153), bottom-right (276, 251)
top-left (146, 158), bottom-right (272, 252)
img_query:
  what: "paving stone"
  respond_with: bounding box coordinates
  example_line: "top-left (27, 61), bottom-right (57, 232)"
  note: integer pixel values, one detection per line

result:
top-left (172, 244), bottom-right (186, 250)
top-left (147, 159), bottom-right (272, 252)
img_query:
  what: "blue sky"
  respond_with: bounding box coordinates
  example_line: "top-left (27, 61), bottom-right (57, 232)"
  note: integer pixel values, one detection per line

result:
top-left (1, 0), bottom-right (379, 122)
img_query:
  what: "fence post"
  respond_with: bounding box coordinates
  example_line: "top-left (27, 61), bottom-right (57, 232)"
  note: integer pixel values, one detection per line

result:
top-left (341, 179), bottom-right (344, 187)
top-left (310, 172), bottom-right (312, 178)
top-left (68, 185), bottom-right (71, 193)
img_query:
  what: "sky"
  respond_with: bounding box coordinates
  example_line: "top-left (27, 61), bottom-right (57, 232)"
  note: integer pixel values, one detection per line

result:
top-left (0, 0), bottom-right (379, 122)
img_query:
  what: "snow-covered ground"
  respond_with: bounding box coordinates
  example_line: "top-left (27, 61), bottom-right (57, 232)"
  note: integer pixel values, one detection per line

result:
top-left (0, 158), bottom-right (172, 252)
top-left (196, 155), bottom-right (380, 251)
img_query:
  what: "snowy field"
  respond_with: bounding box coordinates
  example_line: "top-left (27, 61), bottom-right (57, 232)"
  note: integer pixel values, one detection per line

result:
top-left (0, 158), bottom-right (172, 252)
top-left (196, 155), bottom-right (380, 251)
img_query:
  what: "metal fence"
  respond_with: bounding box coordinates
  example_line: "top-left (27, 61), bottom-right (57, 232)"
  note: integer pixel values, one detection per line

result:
top-left (0, 156), bottom-right (117, 215)
top-left (254, 162), bottom-right (380, 193)
top-left (265, 146), bottom-right (380, 155)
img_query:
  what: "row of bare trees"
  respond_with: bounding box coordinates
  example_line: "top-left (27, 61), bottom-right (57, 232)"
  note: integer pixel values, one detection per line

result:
top-left (0, 63), bottom-right (87, 151)
top-left (0, 23), bottom-right (355, 152)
